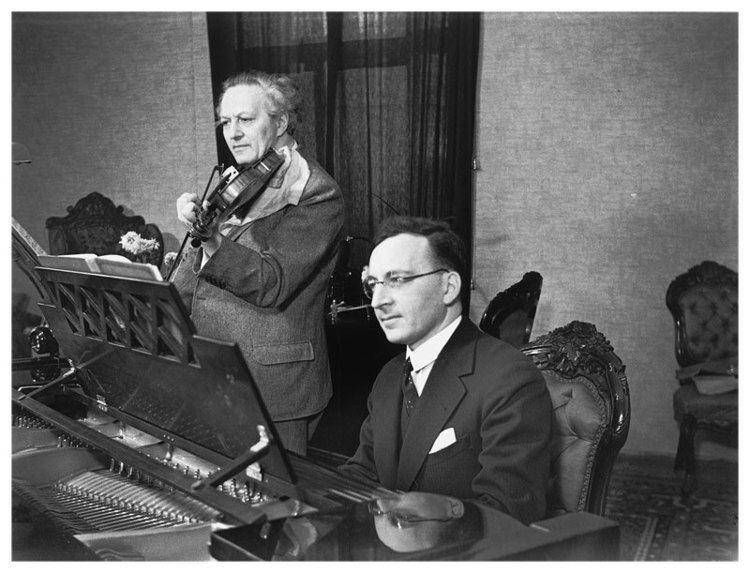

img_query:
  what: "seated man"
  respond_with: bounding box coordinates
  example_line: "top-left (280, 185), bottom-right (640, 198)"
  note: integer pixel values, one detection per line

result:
top-left (339, 216), bottom-right (552, 524)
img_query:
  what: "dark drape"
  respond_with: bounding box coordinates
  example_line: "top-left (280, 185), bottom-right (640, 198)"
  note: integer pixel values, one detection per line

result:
top-left (206, 12), bottom-right (479, 270)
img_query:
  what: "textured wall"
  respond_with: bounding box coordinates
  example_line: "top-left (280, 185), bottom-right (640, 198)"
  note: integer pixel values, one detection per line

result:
top-left (11, 12), bottom-right (738, 459)
top-left (471, 13), bottom-right (737, 457)
top-left (12, 12), bottom-right (216, 262)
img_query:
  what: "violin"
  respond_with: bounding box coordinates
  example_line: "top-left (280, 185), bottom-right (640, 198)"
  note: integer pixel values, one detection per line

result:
top-left (189, 148), bottom-right (284, 247)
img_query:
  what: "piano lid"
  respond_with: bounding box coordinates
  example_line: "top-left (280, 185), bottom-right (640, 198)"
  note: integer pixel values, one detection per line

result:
top-left (32, 263), bottom-right (296, 485)
top-left (210, 491), bottom-right (621, 561)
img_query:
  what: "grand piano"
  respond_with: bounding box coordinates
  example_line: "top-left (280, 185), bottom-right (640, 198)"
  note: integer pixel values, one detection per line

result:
top-left (11, 242), bottom-right (620, 561)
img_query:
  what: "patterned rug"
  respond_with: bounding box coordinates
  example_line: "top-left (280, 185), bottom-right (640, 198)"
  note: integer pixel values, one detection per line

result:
top-left (605, 453), bottom-right (738, 560)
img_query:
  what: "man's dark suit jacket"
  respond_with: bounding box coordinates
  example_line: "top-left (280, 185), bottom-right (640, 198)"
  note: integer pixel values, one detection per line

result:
top-left (341, 317), bottom-right (552, 524)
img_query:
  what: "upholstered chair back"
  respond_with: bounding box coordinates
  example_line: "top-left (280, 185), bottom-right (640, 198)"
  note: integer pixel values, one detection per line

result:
top-left (46, 192), bottom-right (164, 267)
top-left (522, 321), bottom-right (630, 516)
top-left (480, 271), bottom-right (543, 348)
top-left (666, 261), bottom-right (738, 367)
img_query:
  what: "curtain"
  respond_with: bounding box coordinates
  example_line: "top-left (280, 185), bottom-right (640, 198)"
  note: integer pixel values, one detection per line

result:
top-left (206, 12), bottom-right (479, 273)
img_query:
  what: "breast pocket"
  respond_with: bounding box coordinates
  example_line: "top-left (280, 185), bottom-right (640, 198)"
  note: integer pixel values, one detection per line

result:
top-left (424, 434), bottom-right (476, 465)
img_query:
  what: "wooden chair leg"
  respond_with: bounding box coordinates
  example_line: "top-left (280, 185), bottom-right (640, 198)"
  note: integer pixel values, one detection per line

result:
top-left (675, 414), bottom-right (697, 502)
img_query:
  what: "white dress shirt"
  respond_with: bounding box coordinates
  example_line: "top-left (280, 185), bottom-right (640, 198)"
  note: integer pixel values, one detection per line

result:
top-left (405, 315), bottom-right (463, 396)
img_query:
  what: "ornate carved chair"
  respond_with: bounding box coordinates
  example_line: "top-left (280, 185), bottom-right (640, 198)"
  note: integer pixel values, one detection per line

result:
top-left (45, 192), bottom-right (164, 267)
top-left (666, 261), bottom-right (738, 499)
top-left (479, 271), bottom-right (543, 348)
top-left (522, 321), bottom-right (630, 516)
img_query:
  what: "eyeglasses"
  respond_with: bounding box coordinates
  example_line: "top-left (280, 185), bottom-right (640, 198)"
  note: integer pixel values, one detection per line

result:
top-left (368, 504), bottom-right (454, 529)
top-left (362, 269), bottom-right (449, 300)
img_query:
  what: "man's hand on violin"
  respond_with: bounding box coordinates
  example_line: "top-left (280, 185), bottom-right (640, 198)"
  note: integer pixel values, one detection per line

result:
top-left (176, 192), bottom-right (223, 256)
top-left (177, 192), bottom-right (201, 226)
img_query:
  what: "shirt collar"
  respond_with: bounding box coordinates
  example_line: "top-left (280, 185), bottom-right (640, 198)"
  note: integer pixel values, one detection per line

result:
top-left (406, 315), bottom-right (463, 373)
top-left (267, 140), bottom-right (298, 189)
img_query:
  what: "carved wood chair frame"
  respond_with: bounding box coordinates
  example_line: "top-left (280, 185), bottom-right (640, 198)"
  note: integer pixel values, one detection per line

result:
top-left (480, 271), bottom-right (543, 348)
top-left (666, 260), bottom-right (738, 499)
top-left (45, 192), bottom-right (164, 267)
top-left (522, 321), bottom-right (630, 516)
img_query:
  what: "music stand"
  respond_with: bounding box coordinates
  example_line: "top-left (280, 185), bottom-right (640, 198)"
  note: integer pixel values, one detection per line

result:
top-left (31, 263), bottom-right (298, 496)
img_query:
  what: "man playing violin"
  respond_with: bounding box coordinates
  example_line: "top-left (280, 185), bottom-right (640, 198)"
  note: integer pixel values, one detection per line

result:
top-left (172, 71), bottom-right (344, 455)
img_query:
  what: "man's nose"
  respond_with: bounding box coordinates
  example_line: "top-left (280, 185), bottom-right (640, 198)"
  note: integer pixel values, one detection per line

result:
top-left (370, 284), bottom-right (392, 309)
top-left (228, 120), bottom-right (244, 139)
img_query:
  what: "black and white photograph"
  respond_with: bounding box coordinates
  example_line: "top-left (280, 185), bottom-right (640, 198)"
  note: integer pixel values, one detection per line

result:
top-left (9, 3), bottom-right (740, 562)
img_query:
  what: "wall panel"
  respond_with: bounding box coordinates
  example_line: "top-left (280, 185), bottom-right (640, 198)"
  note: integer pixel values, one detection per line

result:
top-left (472, 13), bottom-right (737, 457)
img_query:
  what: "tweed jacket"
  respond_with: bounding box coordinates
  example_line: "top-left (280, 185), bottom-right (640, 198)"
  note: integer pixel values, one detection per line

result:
top-left (341, 318), bottom-right (552, 524)
top-left (172, 150), bottom-right (345, 420)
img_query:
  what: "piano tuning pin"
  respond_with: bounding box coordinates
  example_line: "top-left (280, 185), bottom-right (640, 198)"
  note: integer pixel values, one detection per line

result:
top-left (259, 522), bottom-right (272, 540)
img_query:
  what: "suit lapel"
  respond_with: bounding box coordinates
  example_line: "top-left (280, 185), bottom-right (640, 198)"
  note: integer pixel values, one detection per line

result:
top-left (372, 358), bottom-right (406, 489)
top-left (395, 318), bottom-right (479, 491)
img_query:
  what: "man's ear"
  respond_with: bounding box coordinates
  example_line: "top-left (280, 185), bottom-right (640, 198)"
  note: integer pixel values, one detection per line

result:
top-left (275, 113), bottom-right (289, 137)
top-left (443, 271), bottom-right (462, 305)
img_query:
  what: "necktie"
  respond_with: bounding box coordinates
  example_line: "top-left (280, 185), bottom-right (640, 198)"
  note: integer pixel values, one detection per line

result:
top-left (402, 357), bottom-right (418, 416)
